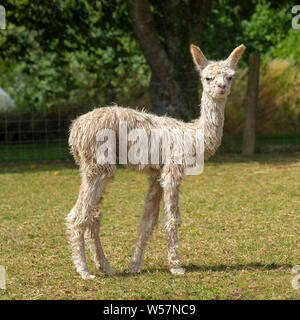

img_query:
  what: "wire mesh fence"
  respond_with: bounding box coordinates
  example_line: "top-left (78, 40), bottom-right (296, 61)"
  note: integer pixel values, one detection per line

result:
top-left (1, 105), bottom-right (299, 162)
top-left (0, 106), bottom-right (77, 161)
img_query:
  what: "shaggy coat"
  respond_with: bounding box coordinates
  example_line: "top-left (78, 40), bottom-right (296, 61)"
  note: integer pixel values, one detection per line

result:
top-left (66, 44), bottom-right (245, 279)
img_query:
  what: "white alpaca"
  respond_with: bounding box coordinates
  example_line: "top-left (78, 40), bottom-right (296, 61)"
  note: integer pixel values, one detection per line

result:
top-left (66, 44), bottom-right (245, 279)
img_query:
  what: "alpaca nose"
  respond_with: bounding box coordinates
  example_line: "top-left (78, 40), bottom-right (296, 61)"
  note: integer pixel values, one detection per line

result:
top-left (218, 83), bottom-right (226, 89)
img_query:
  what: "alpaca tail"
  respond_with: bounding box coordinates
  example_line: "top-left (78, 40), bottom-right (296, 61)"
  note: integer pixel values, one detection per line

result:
top-left (68, 120), bottom-right (81, 165)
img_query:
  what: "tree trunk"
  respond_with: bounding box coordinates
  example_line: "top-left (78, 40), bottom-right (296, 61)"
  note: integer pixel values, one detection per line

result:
top-left (128, 0), bottom-right (212, 121)
top-left (149, 73), bottom-right (172, 116)
top-left (149, 72), bottom-right (199, 120)
top-left (242, 53), bottom-right (260, 155)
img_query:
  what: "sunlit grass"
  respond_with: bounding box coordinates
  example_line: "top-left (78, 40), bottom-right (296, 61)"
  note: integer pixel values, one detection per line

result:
top-left (0, 153), bottom-right (299, 299)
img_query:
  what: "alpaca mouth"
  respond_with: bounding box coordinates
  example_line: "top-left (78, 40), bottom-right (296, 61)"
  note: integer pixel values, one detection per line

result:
top-left (218, 90), bottom-right (226, 95)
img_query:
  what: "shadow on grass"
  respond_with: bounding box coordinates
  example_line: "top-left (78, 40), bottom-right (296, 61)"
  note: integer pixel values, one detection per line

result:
top-left (184, 262), bottom-right (293, 272)
top-left (210, 152), bottom-right (300, 165)
top-left (117, 262), bottom-right (293, 277)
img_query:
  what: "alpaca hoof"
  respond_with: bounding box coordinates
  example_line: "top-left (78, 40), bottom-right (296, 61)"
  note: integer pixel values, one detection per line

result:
top-left (129, 264), bottom-right (141, 273)
top-left (97, 262), bottom-right (116, 276)
top-left (81, 273), bottom-right (96, 280)
top-left (170, 267), bottom-right (185, 275)
top-left (104, 268), bottom-right (116, 276)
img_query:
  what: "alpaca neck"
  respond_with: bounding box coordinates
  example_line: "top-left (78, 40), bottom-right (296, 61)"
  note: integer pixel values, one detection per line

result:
top-left (196, 91), bottom-right (227, 159)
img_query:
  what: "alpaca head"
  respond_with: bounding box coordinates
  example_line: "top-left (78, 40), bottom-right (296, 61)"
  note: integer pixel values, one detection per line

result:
top-left (190, 44), bottom-right (246, 100)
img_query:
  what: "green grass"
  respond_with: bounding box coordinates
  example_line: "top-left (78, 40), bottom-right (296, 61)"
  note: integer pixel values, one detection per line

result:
top-left (0, 153), bottom-right (299, 300)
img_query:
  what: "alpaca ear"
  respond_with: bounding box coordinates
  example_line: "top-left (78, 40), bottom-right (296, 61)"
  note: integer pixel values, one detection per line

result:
top-left (225, 44), bottom-right (246, 68)
top-left (190, 44), bottom-right (208, 71)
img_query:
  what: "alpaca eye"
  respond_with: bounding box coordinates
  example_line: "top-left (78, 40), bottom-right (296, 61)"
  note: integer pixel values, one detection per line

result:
top-left (205, 77), bottom-right (212, 81)
top-left (228, 76), bottom-right (232, 81)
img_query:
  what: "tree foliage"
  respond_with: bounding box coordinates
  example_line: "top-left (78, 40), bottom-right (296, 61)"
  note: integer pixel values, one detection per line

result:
top-left (1, 0), bottom-right (149, 112)
top-left (0, 0), bottom-right (297, 121)
top-left (241, 1), bottom-right (292, 54)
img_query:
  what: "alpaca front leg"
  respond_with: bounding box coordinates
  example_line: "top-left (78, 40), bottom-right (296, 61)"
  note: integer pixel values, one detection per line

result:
top-left (163, 185), bottom-right (185, 275)
top-left (129, 175), bottom-right (162, 273)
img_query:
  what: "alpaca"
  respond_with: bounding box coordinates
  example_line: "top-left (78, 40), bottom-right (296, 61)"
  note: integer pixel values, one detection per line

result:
top-left (66, 44), bottom-right (246, 279)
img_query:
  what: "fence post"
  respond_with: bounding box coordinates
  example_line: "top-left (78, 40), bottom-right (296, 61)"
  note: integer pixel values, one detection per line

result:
top-left (242, 53), bottom-right (260, 155)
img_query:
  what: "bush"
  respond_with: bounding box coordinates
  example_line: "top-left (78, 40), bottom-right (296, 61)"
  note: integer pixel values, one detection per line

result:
top-left (225, 58), bottom-right (300, 134)
top-left (268, 29), bottom-right (300, 64)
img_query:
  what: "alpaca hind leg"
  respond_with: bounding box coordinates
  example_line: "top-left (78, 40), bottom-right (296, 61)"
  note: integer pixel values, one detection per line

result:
top-left (66, 168), bottom-right (113, 279)
top-left (85, 167), bottom-right (116, 275)
top-left (66, 202), bottom-right (93, 279)
top-left (129, 174), bottom-right (162, 273)
top-left (85, 211), bottom-right (116, 276)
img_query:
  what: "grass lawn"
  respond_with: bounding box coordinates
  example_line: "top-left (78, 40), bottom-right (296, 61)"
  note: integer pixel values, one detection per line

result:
top-left (0, 153), bottom-right (299, 300)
